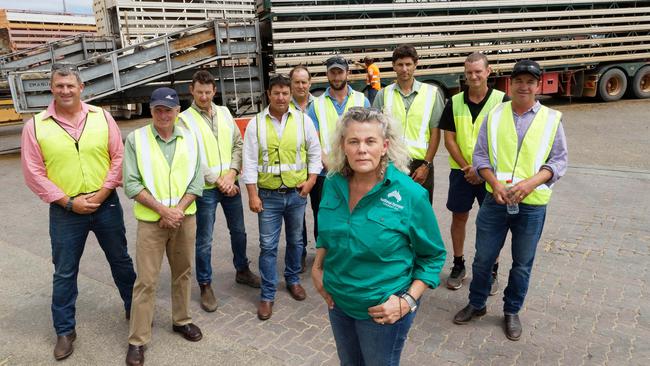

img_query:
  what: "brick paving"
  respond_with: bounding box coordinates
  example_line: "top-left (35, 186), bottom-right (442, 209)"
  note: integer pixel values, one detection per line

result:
top-left (1, 100), bottom-right (649, 364)
top-left (183, 161), bottom-right (650, 365)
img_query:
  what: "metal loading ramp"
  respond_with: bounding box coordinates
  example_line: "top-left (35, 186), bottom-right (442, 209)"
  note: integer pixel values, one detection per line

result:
top-left (8, 18), bottom-right (264, 116)
top-left (259, 0), bottom-right (650, 87)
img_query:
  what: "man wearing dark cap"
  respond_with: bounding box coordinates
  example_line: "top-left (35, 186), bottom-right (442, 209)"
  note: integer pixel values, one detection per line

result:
top-left (306, 56), bottom-right (369, 268)
top-left (453, 60), bottom-right (568, 341)
top-left (123, 87), bottom-right (204, 365)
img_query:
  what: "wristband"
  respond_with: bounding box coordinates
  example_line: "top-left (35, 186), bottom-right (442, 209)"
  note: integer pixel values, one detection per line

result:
top-left (65, 197), bottom-right (74, 212)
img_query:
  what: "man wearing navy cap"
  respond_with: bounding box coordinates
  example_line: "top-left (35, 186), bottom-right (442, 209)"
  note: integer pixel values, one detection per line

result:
top-left (453, 60), bottom-right (568, 341)
top-left (123, 87), bottom-right (204, 365)
top-left (306, 56), bottom-right (369, 270)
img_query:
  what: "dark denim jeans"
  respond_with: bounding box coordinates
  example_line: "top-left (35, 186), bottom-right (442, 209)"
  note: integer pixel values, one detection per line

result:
top-left (469, 195), bottom-right (547, 314)
top-left (195, 187), bottom-right (249, 284)
top-left (257, 189), bottom-right (306, 301)
top-left (49, 191), bottom-right (135, 336)
top-left (328, 305), bottom-right (416, 366)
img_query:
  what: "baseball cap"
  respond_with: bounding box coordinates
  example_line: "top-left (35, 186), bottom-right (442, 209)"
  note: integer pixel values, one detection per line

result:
top-left (150, 87), bottom-right (180, 108)
top-left (326, 56), bottom-right (349, 71)
top-left (511, 60), bottom-right (542, 80)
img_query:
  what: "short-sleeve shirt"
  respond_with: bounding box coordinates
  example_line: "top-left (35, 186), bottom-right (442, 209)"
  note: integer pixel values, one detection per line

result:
top-left (438, 88), bottom-right (510, 132)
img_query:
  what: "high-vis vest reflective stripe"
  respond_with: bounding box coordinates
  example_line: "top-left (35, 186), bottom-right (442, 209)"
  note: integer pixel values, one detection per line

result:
top-left (314, 90), bottom-right (365, 154)
top-left (485, 102), bottom-right (561, 205)
top-left (35, 108), bottom-right (110, 197)
top-left (178, 106), bottom-right (233, 189)
top-left (448, 89), bottom-right (505, 169)
top-left (256, 112), bottom-right (308, 189)
top-left (133, 124), bottom-right (198, 221)
top-left (383, 82), bottom-right (437, 160)
top-left (367, 64), bottom-right (381, 90)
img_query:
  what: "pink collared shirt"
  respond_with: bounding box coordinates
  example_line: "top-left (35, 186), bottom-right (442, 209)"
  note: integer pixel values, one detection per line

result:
top-left (21, 101), bottom-right (124, 203)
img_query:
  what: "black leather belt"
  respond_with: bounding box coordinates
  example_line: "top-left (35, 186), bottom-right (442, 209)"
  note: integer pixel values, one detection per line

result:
top-left (260, 187), bottom-right (298, 194)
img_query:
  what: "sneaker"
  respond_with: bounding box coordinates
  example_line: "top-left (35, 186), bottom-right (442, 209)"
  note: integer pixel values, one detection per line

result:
top-left (489, 272), bottom-right (500, 296)
top-left (446, 263), bottom-right (466, 290)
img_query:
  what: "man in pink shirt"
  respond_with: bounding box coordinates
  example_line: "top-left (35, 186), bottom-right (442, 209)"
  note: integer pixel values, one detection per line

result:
top-left (21, 64), bottom-right (136, 361)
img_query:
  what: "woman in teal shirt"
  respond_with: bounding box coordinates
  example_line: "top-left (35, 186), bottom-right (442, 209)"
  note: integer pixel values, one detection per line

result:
top-left (312, 107), bottom-right (446, 365)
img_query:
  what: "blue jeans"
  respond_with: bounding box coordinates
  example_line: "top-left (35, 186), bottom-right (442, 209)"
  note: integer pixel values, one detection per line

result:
top-left (328, 305), bottom-right (416, 366)
top-left (257, 189), bottom-right (306, 301)
top-left (49, 191), bottom-right (135, 336)
top-left (195, 187), bottom-right (249, 284)
top-left (469, 195), bottom-right (547, 314)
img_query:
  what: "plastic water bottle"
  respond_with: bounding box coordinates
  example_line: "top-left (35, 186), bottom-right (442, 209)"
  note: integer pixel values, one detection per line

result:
top-left (505, 179), bottom-right (519, 215)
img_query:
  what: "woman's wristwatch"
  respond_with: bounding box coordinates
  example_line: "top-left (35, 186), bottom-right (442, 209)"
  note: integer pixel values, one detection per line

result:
top-left (400, 292), bottom-right (418, 313)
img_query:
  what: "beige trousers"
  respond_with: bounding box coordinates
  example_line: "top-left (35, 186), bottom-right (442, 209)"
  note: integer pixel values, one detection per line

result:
top-left (128, 215), bottom-right (196, 346)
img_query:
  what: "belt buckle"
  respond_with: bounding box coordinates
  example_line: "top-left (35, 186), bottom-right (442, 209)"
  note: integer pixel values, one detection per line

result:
top-left (277, 187), bottom-right (290, 194)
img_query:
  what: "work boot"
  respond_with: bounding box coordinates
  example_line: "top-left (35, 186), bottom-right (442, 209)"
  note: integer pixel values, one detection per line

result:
top-left (125, 344), bottom-right (145, 366)
top-left (446, 257), bottom-right (466, 290)
top-left (53, 330), bottom-right (76, 361)
top-left (489, 271), bottom-right (500, 296)
top-left (504, 314), bottom-right (522, 341)
top-left (199, 283), bottom-right (218, 312)
top-left (235, 267), bottom-right (261, 288)
top-left (453, 304), bottom-right (487, 325)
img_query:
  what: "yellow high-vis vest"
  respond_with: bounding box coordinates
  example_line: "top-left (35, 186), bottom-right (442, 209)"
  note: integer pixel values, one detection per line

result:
top-left (178, 106), bottom-right (234, 189)
top-left (485, 102), bottom-right (561, 205)
top-left (256, 111), bottom-right (308, 189)
top-left (35, 108), bottom-right (110, 197)
top-left (133, 124), bottom-right (198, 221)
top-left (383, 82), bottom-right (437, 160)
top-left (313, 89), bottom-right (365, 154)
top-left (449, 89), bottom-right (505, 169)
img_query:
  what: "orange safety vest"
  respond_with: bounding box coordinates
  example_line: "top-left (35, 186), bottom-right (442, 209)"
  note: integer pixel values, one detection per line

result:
top-left (367, 63), bottom-right (381, 90)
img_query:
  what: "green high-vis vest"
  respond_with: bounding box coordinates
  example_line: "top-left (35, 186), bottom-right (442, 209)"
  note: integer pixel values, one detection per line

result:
top-left (133, 124), bottom-right (198, 221)
top-left (485, 102), bottom-right (561, 205)
top-left (35, 108), bottom-right (110, 197)
top-left (383, 82), bottom-right (438, 160)
top-left (178, 106), bottom-right (234, 189)
top-left (256, 112), bottom-right (308, 189)
top-left (313, 90), bottom-right (365, 154)
top-left (449, 90), bottom-right (505, 169)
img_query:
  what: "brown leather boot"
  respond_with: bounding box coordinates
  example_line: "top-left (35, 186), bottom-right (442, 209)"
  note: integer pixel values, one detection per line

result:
top-left (125, 344), bottom-right (145, 366)
top-left (235, 267), bottom-right (261, 288)
top-left (53, 330), bottom-right (76, 361)
top-left (257, 301), bottom-right (273, 320)
top-left (199, 283), bottom-right (218, 312)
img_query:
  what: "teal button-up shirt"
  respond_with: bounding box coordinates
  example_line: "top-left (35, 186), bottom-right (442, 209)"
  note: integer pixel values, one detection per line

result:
top-left (316, 164), bottom-right (446, 319)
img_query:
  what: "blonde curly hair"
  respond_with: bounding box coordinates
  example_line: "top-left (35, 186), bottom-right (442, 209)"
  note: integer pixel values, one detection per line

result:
top-left (326, 107), bottom-right (410, 178)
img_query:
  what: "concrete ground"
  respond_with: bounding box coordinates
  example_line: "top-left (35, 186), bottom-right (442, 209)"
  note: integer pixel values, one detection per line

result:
top-left (0, 98), bottom-right (648, 365)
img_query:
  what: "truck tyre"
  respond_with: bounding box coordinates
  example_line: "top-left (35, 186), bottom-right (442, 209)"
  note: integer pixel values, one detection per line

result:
top-left (631, 66), bottom-right (650, 99)
top-left (598, 68), bottom-right (627, 102)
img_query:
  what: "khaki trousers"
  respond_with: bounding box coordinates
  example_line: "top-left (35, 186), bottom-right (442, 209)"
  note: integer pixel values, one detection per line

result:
top-left (128, 215), bottom-right (196, 346)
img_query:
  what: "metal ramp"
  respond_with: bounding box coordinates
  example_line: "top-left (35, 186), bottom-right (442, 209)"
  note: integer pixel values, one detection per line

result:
top-left (0, 33), bottom-right (116, 78)
top-left (8, 18), bottom-right (264, 116)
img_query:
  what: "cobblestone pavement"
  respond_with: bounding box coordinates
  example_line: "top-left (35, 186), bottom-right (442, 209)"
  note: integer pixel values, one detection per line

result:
top-left (1, 100), bottom-right (649, 365)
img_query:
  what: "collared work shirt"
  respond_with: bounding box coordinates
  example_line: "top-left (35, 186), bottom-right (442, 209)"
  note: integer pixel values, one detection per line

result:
top-left (241, 107), bottom-right (322, 185)
top-left (316, 164), bottom-right (446, 319)
top-left (123, 124), bottom-right (203, 199)
top-left (21, 101), bottom-right (124, 203)
top-left (372, 79), bottom-right (445, 129)
top-left (473, 101), bottom-right (568, 185)
top-left (290, 94), bottom-right (315, 113)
